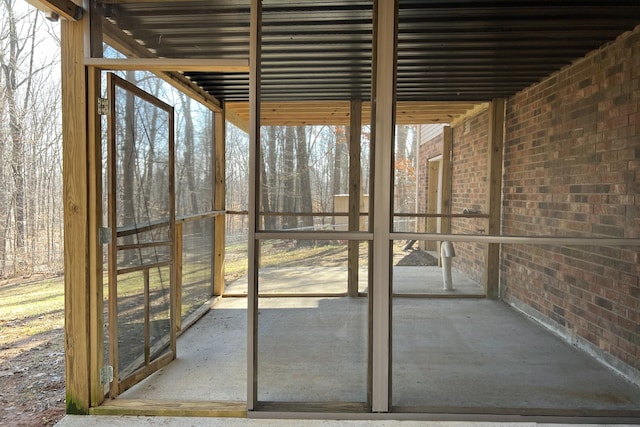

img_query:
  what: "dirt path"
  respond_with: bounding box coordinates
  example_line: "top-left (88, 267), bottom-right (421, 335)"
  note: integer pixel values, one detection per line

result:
top-left (0, 276), bottom-right (66, 426)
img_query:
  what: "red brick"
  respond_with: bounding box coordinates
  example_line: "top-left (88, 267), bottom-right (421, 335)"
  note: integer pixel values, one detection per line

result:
top-left (501, 24), bottom-right (640, 371)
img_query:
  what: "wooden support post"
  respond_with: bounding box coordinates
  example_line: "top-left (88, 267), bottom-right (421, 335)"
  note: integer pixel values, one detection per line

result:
top-left (213, 109), bottom-right (226, 296)
top-left (175, 222), bottom-right (183, 331)
top-left (61, 15), bottom-right (90, 414)
top-left (438, 125), bottom-right (453, 258)
top-left (484, 99), bottom-right (505, 299)
top-left (441, 126), bottom-right (452, 235)
top-left (168, 103), bottom-right (177, 359)
top-left (425, 159), bottom-right (439, 251)
top-left (247, 0), bottom-right (261, 412)
top-left (348, 99), bottom-right (362, 297)
top-left (87, 1), bottom-right (104, 408)
top-left (106, 73), bottom-right (119, 400)
top-left (144, 268), bottom-right (151, 363)
top-left (87, 65), bottom-right (104, 408)
top-left (371, 0), bottom-right (397, 413)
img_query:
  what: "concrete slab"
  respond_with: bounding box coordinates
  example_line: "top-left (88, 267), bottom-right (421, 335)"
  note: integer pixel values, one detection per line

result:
top-left (116, 295), bottom-right (640, 415)
top-left (121, 297), bottom-right (247, 402)
top-left (75, 267), bottom-right (640, 425)
top-left (391, 266), bottom-right (483, 295)
top-left (392, 299), bottom-right (640, 411)
top-left (256, 297), bottom-right (367, 402)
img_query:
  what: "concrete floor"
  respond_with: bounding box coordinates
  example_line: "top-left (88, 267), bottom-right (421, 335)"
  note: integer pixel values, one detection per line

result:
top-left (57, 267), bottom-right (640, 424)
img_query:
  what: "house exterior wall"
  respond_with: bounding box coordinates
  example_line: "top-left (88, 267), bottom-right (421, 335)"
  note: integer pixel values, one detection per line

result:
top-left (501, 26), bottom-right (640, 372)
top-left (450, 111), bottom-right (490, 284)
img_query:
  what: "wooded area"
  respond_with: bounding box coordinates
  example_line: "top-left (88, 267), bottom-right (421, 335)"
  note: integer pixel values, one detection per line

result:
top-left (225, 122), bottom-right (417, 237)
top-left (0, 1), bottom-right (419, 280)
top-left (0, 0), bottom-right (62, 278)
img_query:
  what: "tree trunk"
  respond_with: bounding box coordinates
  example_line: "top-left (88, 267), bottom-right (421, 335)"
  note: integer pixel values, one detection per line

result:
top-left (0, 55), bottom-right (6, 276)
top-left (143, 87), bottom-right (159, 218)
top-left (262, 126), bottom-right (277, 229)
top-left (296, 126), bottom-right (313, 245)
top-left (122, 70), bottom-right (137, 263)
top-left (259, 142), bottom-right (271, 230)
top-left (181, 94), bottom-right (198, 216)
top-left (331, 126), bottom-right (347, 227)
top-left (395, 124), bottom-right (408, 215)
top-left (282, 126), bottom-right (296, 230)
top-left (4, 2), bottom-right (26, 266)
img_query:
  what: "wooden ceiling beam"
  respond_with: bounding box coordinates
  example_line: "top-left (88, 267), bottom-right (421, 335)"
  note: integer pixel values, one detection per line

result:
top-left (84, 58), bottom-right (249, 73)
top-left (224, 100), bottom-right (482, 127)
top-left (26, 0), bottom-right (83, 21)
top-left (101, 18), bottom-right (225, 113)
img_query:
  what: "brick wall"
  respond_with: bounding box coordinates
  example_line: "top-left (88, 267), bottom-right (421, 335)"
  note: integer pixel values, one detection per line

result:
top-left (450, 111), bottom-right (489, 284)
top-left (501, 26), bottom-right (640, 372)
top-left (416, 124), bottom-right (443, 230)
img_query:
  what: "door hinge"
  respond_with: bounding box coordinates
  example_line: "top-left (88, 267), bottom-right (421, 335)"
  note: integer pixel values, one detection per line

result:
top-left (100, 365), bottom-right (114, 384)
top-left (99, 227), bottom-right (112, 245)
top-left (97, 97), bottom-right (110, 115)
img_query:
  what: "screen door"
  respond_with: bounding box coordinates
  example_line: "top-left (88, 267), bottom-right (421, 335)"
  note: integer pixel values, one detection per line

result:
top-left (106, 72), bottom-right (176, 397)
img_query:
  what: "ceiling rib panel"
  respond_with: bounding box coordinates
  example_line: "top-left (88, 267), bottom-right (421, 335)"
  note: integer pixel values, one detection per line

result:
top-left (100, 0), bottom-right (640, 122)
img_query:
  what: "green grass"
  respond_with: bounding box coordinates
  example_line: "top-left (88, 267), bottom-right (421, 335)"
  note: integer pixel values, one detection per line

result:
top-left (108, 262), bottom-right (215, 319)
top-left (0, 277), bottom-right (65, 340)
top-left (0, 240), bottom-right (368, 348)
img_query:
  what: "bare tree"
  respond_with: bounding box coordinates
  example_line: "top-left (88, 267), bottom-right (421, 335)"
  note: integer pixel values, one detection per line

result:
top-left (281, 127), bottom-right (295, 230)
top-left (264, 126), bottom-right (278, 229)
top-left (180, 93), bottom-right (198, 215)
top-left (0, 1), bottom-right (61, 276)
top-left (295, 126), bottom-right (313, 243)
top-left (260, 126), bottom-right (277, 229)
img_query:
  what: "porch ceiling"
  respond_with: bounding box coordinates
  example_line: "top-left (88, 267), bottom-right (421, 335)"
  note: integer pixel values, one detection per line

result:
top-left (100, 0), bottom-right (640, 124)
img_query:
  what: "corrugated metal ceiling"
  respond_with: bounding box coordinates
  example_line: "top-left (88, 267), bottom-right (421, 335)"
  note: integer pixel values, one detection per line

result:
top-left (100, 0), bottom-right (640, 105)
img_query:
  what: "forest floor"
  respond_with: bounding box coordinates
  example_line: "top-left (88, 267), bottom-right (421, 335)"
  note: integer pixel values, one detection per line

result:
top-left (0, 275), bottom-right (66, 427)
top-left (0, 242), bottom-right (432, 426)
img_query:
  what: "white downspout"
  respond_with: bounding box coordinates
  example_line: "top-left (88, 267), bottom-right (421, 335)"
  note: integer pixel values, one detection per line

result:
top-left (441, 240), bottom-right (455, 291)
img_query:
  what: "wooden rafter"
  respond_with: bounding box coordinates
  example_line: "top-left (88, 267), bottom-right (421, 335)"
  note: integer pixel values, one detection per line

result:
top-left (84, 58), bottom-right (249, 73)
top-left (225, 100), bottom-right (483, 129)
top-left (101, 18), bottom-right (224, 113)
top-left (26, 0), bottom-right (83, 21)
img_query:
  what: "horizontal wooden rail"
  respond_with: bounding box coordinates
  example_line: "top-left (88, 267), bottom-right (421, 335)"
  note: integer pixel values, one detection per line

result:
top-left (117, 218), bottom-right (170, 237)
top-left (393, 212), bottom-right (490, 219)
top-left (260, 211), bottom-right (369, 217)
top-left (117, 211), bottom-right (223, 237)
top-left (117, 240), bottom-right (172, 251)
top-left (392, 232), bottom-right (640, 246)
top-left (176, 210), bottom-right (225, 224)
top-left (227, 210), bottom-right (248, 215)
top-left (257, 231), bottom-right (373, 241)
top-left (117, 260), bottom-right (171, 276)
top-left (220, 210), bottom-right (486, 219)
top-left (226, 211), bottom-right (370, 218)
